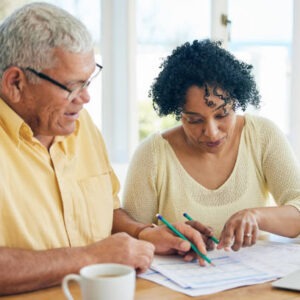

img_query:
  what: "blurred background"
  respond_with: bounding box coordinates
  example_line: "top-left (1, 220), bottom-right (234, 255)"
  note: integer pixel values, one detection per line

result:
top-left (1, 0), bottom-right (299, 188)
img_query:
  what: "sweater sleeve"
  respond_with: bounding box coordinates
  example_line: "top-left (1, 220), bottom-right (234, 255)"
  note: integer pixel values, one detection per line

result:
top-left (122, 134), bottom-right (160, 224)
top-left (257, 117), bottom-right (300, 211)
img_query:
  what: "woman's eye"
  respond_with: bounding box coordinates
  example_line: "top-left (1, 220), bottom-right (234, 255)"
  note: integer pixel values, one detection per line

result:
top-left (216, 114), bottom-right (228, 119)
top-left (188, 119), bottom-right (203, 124)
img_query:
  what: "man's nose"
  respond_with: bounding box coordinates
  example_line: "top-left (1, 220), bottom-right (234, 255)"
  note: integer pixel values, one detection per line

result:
top-left (73, 87), bottom-right (91, 104)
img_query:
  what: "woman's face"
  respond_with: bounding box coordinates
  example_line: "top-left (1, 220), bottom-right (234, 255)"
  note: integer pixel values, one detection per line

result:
top-left (181, 85), bottom-right (237, 153)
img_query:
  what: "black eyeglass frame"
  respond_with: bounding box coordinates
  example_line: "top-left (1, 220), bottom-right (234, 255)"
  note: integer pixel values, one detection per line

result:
top-left (25, 63), bottom-right (103, 100)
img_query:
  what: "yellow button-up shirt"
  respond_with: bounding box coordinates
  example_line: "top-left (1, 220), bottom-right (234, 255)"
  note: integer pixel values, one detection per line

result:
top-left (0, 98), bottom-right (120, 250)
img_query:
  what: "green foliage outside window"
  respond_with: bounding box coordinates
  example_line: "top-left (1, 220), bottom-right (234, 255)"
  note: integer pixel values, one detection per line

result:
top-left (138, 100), bottom-right (180, 141)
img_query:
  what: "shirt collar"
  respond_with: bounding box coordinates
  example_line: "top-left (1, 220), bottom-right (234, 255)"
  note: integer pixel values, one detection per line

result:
top-left (0, 97), bottom-right (27, 146)
top-left (0, 97), bottom-right (80, 147)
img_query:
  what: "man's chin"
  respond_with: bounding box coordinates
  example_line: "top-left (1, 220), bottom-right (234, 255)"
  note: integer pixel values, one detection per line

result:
top-left (55, 123), bottom-right (77, 136)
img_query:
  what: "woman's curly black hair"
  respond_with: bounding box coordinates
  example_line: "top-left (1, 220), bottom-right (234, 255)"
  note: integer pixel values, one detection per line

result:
top-left (149, 39), bottom-right (261, 119)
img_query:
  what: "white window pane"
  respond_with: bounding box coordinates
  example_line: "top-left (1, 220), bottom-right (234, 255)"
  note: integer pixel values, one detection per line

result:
top-left (229, 0), bottom-right (292, 42)
top-left (229, 0), bottom-right (292, 135)
top-left (137, 0), bottom-right (210, 45)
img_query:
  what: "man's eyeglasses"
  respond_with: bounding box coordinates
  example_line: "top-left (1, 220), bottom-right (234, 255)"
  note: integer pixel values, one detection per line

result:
top-left (25, 63), bottom-right (103, 101)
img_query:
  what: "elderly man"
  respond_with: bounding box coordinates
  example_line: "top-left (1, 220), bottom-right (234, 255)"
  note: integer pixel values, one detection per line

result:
top-left (0, 2), bottom-right (210, 295)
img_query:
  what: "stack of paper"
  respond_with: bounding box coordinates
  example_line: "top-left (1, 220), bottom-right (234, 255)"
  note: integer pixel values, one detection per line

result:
top-left (139, 241), bottom-right (300, 296)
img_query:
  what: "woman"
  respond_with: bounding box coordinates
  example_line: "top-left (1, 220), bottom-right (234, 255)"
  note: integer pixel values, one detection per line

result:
top-left (123, 39), bottom-right (300, 251)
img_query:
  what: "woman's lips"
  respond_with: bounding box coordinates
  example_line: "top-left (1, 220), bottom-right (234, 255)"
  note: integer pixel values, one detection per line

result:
top-left (205, 138), bottom-right (224, 147)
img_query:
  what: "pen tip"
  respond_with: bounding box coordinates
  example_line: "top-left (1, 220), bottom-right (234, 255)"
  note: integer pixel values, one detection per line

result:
top-left (210, 262), bottom-right (216, 267)
top-left (156, 213), bottom-right (161, 219)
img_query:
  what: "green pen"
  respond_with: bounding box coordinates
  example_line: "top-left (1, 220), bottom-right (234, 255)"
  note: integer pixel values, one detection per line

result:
top-left (183, 212), bottom-right (220, 244)
top-left (156, 214), bottom-right (215, 266)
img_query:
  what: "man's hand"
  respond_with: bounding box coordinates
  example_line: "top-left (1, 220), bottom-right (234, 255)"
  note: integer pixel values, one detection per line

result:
top-left (0, 233), bottom-right (154, 295)
top-left (85, 232), bottom-right (155, 273)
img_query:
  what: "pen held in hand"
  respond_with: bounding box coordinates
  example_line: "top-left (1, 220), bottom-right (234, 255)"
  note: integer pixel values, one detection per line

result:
top-left (183, 212), bottom-right (220, 244)
top-left (156, 213), bottom-right (215, 266)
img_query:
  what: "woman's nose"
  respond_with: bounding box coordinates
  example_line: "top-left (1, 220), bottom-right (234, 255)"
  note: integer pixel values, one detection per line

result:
top-left (203, 120), bottom-right (219, 138)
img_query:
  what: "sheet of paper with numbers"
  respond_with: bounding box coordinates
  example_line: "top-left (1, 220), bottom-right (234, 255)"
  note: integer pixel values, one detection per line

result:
top-left (139, 241), bottom-right (300, 296)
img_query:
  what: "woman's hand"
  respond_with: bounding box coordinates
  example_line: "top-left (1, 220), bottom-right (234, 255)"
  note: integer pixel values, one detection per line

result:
top-left (185, 220), bottom-right (216, 251)
top-left (218, 209), bottom-right (259, 251)
top-left (138, 222), bottom-right (209, 266)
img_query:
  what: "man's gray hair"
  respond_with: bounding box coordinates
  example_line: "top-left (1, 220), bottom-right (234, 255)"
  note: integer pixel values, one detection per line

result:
top-left (0, 2), bottom-right (94, 79)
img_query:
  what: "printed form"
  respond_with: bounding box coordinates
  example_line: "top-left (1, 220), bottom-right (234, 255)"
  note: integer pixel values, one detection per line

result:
top-left (139, 241), bottom-right (300, 296)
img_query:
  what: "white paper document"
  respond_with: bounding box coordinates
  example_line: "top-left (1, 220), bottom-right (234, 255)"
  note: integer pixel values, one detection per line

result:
top-left (139, 241), bottom-right (300, 297)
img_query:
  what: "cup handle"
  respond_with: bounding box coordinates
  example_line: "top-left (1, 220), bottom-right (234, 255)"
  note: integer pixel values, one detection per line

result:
top-left (62, 274), bottom-right (81, 300)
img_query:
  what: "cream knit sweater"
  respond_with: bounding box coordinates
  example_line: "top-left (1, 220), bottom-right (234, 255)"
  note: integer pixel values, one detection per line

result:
top-left (123, 114), bottom-right (300, 237)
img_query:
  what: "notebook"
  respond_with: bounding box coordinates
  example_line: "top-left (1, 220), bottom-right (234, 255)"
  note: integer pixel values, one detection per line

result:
top-left (272, 269), bottom-right (300, 291)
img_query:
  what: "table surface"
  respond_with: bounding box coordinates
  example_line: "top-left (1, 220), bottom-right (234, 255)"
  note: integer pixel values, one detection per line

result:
top-left (2, 235), bottom-right (300, 300)
top-left (1, 278), bottom-right (300, 300)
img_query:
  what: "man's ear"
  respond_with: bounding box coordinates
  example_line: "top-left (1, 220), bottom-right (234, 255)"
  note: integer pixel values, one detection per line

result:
top-left (1, 67), bottom-right (27, 104)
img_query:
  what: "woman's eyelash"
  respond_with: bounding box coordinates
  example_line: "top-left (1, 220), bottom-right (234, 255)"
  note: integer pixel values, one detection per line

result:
top-left (216, 114), bottom-right (226, 119)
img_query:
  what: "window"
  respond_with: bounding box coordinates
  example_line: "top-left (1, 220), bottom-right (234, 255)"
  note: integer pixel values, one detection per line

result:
top-left (228, 0), bottom-right (293, 135)
top-left (136, 0), bottom-right (211, 140)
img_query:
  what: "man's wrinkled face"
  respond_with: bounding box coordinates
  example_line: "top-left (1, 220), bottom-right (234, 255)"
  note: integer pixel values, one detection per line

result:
top-left (19, 48), bottom-right (97, 139)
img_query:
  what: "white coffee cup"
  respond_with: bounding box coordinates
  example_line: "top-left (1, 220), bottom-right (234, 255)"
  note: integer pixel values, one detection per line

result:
top-left (62, 263), bottom-right (136, 300)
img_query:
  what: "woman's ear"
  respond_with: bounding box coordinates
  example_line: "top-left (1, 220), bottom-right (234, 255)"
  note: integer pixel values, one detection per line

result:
top-left (1, 67), bottom-right (27, 104)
